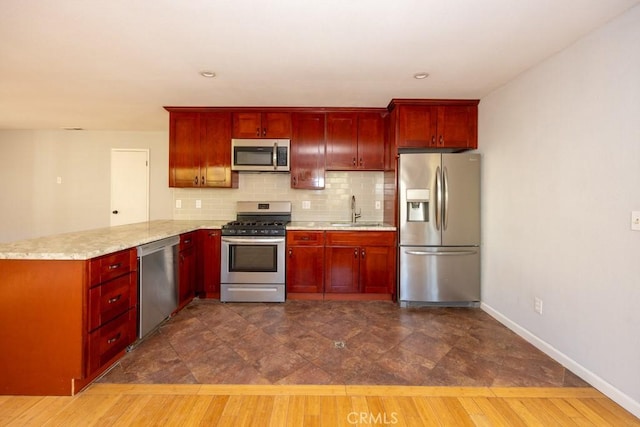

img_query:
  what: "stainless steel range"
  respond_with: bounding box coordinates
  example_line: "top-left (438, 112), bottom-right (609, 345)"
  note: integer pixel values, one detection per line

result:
top-left (220, 201), bottom-right (291, 302)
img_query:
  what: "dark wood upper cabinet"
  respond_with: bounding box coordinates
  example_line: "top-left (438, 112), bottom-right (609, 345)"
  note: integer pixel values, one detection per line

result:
top-left (326, 111), bottom-right (385, 171)
top-left (168, 111), bottom-right (238, 188)
top-left (291, 113), bottom-right (325, 189)
top-left (390, 99), bottom-right (479, 150)
top-left (232, 112), bottom-right (292, 138)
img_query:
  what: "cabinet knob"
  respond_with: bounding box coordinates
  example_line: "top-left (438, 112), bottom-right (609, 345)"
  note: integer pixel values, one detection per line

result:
top-left (359, 158), bottom-right (363, 166)
top-left (439, 135), bottom-right (444, 145)
top-left (112, 210), bottom-right (118, 214)
top-left (201, 176), bottom-right (205, 186)
top-left (194, 176), bottom-right (199, 185)
top-left (352, 157), bottom-right (356, 166)
top-left (354, 249), bottom-right (358, 258)
top-left (361, 249), bottom-right (365, 258)
top-left (256, 128), bottom-right (260, 137)
top-left (288, 249), bottom-right (293, 257)
top-left (262, 128), bottom-right (267, 137)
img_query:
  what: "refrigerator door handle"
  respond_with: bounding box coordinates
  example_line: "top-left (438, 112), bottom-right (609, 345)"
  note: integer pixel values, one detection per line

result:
top-left (404, 250), bottom-right (478, 256)
top-left (443, 166), bottom-right (449, 230)
top-left (435, 166), bottom-right (442, 231)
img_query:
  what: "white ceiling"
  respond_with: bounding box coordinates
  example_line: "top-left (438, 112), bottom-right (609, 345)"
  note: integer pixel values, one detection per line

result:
top-left (1, 0), bottom-right (638, 131)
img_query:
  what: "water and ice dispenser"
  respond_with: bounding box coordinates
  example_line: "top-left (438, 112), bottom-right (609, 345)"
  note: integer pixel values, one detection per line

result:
top-left (406, 189), bottom-right (430, 222)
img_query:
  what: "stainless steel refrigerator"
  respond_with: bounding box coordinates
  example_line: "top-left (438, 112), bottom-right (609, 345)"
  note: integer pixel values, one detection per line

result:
top-left (398, 152), bottom-right (480, 305)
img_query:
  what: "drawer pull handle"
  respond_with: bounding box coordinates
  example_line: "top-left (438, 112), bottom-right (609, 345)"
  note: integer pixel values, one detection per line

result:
top-left (108, 295), bottom-right (122, 304)
top-left (107, 333), bottom-right (121, 344)
top-left (108, 263), bottom-right (121, 270)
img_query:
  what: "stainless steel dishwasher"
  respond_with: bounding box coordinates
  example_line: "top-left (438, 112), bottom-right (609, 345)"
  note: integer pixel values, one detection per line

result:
top-left (137, 236), bottom-right (180, 339)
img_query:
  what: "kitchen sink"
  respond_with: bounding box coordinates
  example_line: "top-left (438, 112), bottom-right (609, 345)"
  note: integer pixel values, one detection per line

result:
top-left (330, 222), bottom-right (383, 227)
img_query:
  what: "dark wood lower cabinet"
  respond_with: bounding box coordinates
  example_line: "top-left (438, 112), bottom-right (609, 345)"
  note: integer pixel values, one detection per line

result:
top-left (287, 230), bottom-right (396, 299)
top-left (198, 229), bottom-right (221, 298)
top-left (286, 231), bottom-right (325, 294)
top-left (325, 232), bottom-right (396, 296)
top-left (178, 232), bottom-right (197, 309)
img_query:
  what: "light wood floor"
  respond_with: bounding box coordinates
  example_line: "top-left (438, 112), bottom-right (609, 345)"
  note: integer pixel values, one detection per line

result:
top-left (1, 384), bottom-right (638, 426)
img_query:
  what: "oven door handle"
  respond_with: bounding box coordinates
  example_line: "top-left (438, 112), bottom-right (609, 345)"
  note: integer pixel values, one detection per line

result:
top-left (221, 237), bottom-right (285, 244)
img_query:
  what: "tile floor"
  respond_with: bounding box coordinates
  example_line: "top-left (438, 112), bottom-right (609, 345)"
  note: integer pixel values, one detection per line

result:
top-left (98, 299), bottom-right (589, 387)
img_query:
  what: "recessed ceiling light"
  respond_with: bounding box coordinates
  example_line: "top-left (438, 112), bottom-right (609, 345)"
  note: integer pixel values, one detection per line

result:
top-left (413, 72), bottom-right (429, 80)
top-left (200, 71), bottom-right (216, 78)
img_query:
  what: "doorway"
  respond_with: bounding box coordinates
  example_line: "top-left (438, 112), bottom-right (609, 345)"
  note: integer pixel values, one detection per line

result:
top-left (110, 149), bottom-right (149, 227)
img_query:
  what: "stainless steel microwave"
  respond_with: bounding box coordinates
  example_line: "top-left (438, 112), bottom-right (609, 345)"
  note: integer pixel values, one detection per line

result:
top-left (231, 139), bottom-right (290, 172)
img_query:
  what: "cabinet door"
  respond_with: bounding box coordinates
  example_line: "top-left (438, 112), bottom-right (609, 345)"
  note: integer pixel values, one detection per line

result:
top-left (179, 245), bottom-right (196, 307)
top-left (397, 105), bottom-right (437, 148)
top-left (436, 105), bottom-right (478, 149)
top-left (262, 112), bottom-right (292, 138)
top-left (287, 245), bottom-right (324, 293)
top-left (360, 245), bottom-right (396, 294)
top-left (169, 112), bottom-right (201, 187)
top-left (232, 112), bottom-right (292, 138)
top-left (325, 246), bottom-right (360, 293)
top-left (291, 113), bottom-right (325, 189)
top-left (232, 112), bottom-right (262, 138)
top-left (200, 113), bottom-right (237, 188)
top-left (357, 113), bottom-right (385, 170)
top-left (199, 229), bottom-right (221, 298)
top-left (326, 112), bottom-right (358, 169)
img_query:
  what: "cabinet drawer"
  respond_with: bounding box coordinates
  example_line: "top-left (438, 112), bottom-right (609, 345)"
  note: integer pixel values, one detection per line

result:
top-left (325, 231), bottom-right (396, 247)
top-left (88, 273), bottom-right (135, 331)
top-left (90, 249), bottom-right (135, 286)
top-left (287, 231), bottom-right (325, 245)
top-left (87, 309), bottom-right (136, 376)
top-left (180, 232), bottom-right (197, 251)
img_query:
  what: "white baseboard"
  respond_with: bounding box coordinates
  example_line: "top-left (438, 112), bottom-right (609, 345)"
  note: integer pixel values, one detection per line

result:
top-left (481, 302), bottom-right (640, 419)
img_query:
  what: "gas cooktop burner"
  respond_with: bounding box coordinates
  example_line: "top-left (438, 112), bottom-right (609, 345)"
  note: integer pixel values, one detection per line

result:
top-left (222, 201), bottom-right (292, 236)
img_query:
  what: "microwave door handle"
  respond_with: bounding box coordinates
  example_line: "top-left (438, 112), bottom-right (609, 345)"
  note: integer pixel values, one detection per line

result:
top-left (272, 142), bottom-right (278, 170)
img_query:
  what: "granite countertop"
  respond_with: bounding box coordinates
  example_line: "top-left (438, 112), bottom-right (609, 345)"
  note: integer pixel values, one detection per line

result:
top-left (287, 221), bottom-right (396, 231)
top-left (0, 220), bottom-right (227, 261)
top-left (0, 219), bottom-right (397, 261)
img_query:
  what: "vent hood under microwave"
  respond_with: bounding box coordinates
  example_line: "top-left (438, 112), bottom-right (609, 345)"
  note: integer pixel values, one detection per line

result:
top-left (231, 139), bottom-right (290, 172)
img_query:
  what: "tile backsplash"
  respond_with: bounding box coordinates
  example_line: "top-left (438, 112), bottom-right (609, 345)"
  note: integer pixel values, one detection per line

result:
top-left (172, 171), bottom-right (384, 222)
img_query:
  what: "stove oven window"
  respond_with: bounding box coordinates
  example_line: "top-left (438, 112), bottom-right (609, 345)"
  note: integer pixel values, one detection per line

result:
top-left (228, 244), bottom-right (278, 272)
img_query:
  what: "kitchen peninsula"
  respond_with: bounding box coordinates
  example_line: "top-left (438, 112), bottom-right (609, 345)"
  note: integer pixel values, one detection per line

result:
top-left (0, 219), bottom-right (395, 395)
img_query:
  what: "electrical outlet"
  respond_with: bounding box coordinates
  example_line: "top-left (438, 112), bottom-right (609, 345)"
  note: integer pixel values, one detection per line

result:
top-left (175, 199), bottom-right (182, 209)
top-left (56, 176), bottom-right (62, 184)
top-left (302, 201), bottom-right (311, 209)
top-left (632, 211), bottom-right (640, 231)
top-left (534, 297), bottom-right (543, 315)
top-left (196, 200), bottom-right (202, 209)
top-left (375, 201), bottom-right (381, 210)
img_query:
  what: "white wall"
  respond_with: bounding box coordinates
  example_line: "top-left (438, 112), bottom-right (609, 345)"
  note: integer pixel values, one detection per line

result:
top-left (0, 130), bottom-right (172, 243)
top-left (479, 5), bottom-right (640, 416)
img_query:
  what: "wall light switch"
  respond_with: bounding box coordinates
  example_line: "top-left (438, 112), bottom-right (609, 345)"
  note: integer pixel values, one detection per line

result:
top-left (196, 200), bottom-right (202, 209)
top-left (375, 201), bottom-right (381, 210)
top-left (302, 201), bottom-right (311, 209)
top-left (56, 176), bottom-right (62, 184)
top-left (175, 199), bottom-right (182, 209)
top-left (632, 211), bottom-right (640, 231)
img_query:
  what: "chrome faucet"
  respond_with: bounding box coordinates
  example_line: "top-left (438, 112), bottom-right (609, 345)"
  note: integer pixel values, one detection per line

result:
top-left (351, 195), bottom-right (362, 223)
